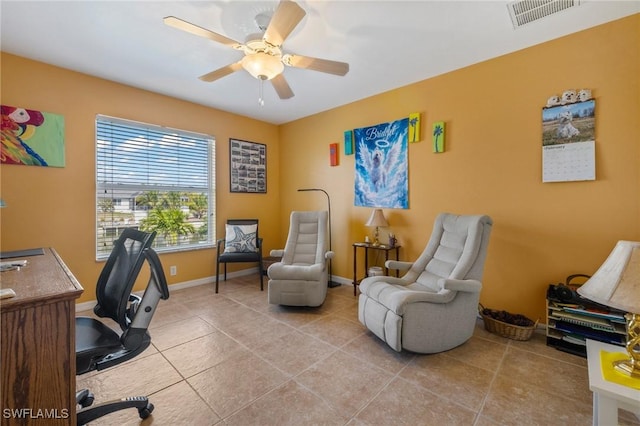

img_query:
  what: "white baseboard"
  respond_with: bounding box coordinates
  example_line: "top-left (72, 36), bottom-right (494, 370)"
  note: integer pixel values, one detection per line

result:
top-left (328, 275), bottom-right (352, 286)
top-left (75, 266), bottom-right (263, 313)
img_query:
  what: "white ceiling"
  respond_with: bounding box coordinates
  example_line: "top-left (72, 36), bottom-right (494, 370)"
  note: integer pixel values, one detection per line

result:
top-left (1, 1), bottom-right (638, 125)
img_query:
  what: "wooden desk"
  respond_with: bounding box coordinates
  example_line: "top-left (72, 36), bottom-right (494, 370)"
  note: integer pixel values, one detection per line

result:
top-left (1, 248), bottom-right (83, 425)
top-left (352, 243), bottom-right (400, 296)
top-left (586, 339), bottom-right (640, 426)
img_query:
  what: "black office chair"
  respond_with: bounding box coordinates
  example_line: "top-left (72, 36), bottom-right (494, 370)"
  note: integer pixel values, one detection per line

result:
top-left (216, 219), bottom-right (263, 293)
top-left (76, 228), bottom-right (170, 425)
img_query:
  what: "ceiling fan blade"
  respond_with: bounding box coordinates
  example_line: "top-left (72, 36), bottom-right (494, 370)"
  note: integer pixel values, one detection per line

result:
top-left (164, 16), bottom-right (241, 48)
top-left (271, 74), bottom-right (294, 99)
top-left (263, 1), bottom-right (306, 47)
top-left (199, 62), bottom-right (243, 82)
top-left (284, 54), bottom-right (349, 76)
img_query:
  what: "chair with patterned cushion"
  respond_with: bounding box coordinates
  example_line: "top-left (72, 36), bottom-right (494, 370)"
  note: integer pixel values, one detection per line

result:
top-left (216, 219), bottom-right (263, 293)
top-left (358, 213), bottom-right (493, 353)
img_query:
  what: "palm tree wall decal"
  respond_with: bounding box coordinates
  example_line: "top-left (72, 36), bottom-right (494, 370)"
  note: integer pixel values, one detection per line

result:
top-left (409, 112), bottom-right (421, 143)
top-left (432, 121), bottom-right (445, 153)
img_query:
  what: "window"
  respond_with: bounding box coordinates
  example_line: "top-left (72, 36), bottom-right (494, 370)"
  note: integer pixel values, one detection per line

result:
top-left (96, 115), bottom-right (215, 259)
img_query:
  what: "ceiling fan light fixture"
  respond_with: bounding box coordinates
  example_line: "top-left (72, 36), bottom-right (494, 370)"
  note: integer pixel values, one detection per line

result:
top-left (241, 52), bottom-right (284, 80)
top-left (166, 0), bottom-right (348, 102)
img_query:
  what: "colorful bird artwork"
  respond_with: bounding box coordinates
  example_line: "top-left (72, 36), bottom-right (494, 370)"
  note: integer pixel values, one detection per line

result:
top-left (1, 105), bottom-right (64, 167)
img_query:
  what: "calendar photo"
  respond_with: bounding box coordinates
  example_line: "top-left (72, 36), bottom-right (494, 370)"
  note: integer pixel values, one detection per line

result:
top-left (542, 100), bottom-right (595, 146)
top-left (541, 100), bottom-right (596, 183)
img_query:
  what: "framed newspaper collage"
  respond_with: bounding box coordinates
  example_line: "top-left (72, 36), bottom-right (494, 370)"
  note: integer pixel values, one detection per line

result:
top-left (229, 139), bottom-right (266, 193)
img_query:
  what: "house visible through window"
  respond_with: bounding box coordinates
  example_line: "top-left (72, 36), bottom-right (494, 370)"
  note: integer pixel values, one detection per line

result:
top-left (96, 115), bottom-right (215, 259)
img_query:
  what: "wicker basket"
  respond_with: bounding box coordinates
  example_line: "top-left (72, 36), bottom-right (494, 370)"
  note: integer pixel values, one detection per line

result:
top-left (478, 304), bottom-right (538, 341)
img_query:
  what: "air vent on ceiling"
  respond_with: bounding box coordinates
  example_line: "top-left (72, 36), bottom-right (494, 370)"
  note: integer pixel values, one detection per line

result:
top-left (507, 0), bottom-right (581, 29)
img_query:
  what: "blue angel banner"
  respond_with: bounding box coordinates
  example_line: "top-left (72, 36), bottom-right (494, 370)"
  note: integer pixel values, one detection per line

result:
top-left (354, 118), bottom-right (408, 209)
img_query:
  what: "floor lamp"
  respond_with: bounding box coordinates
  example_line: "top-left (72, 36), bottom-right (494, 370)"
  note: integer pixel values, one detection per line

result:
top-left (298, 188), bottom-right (340, 288)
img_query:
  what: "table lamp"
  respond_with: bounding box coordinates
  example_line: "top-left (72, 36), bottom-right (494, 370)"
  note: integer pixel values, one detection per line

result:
top-left (577, 240), bottom-right (640, 378)
top-left (365, 209), bottom-right (388, 247)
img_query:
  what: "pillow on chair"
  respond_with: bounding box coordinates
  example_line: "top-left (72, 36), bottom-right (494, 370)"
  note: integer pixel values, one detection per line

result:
top-left (224, 224), bottom-right (258, 253)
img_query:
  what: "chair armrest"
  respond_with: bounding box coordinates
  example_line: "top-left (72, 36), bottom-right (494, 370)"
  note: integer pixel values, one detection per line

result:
top-left (385, 260), bottom-right (413, 270)
top-left (398, 289), bottom-right (457, 305)
top-left (325, 251), bottom-right (334, 260)
top-left (270, 249), bottom-right (284, 257)
top-left (442, 278), bottom-right (482, 293)
top-left (364, 284), bottom-right (456, 314)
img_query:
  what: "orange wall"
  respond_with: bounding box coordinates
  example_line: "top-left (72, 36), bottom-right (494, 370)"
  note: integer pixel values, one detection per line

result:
top-left (0, 53), bottom-right (282, 303)
top-left (1, 15), bottom-right (638, 321)
top-left (278, 15), bottom-right (640, 321)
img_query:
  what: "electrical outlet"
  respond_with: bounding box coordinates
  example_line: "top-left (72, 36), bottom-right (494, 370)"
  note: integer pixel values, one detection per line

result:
top-left (170, 266), bottom-right (177, 276)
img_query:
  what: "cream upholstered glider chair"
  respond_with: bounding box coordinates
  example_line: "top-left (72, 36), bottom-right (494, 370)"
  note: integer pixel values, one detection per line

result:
top-left (358, 213), bottom-right (493, 353)
top-left (267, 211), bottom-right (334, 307)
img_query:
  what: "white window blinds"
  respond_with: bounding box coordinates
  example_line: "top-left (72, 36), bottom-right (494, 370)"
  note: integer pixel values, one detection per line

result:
top-left (96, 115), bottom-right (215, 258)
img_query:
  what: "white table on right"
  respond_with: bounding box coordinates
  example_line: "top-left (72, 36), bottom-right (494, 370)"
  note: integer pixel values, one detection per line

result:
top-left (586, 339), bottom-right (640, 426)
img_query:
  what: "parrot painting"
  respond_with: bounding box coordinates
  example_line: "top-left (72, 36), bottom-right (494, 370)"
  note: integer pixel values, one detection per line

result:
top-left (1, 105), bottom-right (48, 166)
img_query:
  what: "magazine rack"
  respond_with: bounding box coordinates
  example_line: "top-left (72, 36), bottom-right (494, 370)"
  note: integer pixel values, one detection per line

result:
top-left (546, 283), bottom-right (627, 357)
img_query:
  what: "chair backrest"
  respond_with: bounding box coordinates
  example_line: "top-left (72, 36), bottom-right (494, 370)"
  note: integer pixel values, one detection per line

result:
top-left (409, 213), bottom-right (493, 290)
top-left (94, 228), bottom-right (156, 330)
top-left (90, 245), bottom-right (170, 370)
top-left (281, 211), bottom-right (328, 265)
top-left (121, 247), bottom-right (170, 350)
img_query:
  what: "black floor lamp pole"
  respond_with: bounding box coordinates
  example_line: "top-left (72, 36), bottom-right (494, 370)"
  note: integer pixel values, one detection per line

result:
top-left (298, 188), bottom-right (340, 288)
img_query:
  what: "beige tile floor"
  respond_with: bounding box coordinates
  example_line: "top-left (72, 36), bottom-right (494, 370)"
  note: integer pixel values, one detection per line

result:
top-left (77, 274), bottom-right (640, 425)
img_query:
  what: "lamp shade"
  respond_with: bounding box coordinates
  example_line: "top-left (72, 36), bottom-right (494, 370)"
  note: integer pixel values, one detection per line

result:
top-left (577, 240), bottom-right (640, 314)
top-left (365, 209), bottom-right (388, 228)
top-left (241, 52), bottom-right (284, 80)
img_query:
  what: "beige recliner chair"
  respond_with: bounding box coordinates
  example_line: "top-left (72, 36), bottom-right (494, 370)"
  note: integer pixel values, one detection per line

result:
top-left (358, 213), bottom-right (493, 353)
top-left (267, 211), bottom-right (334, 307)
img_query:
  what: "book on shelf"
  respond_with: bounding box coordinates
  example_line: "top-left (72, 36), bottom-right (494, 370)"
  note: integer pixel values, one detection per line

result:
top-left (550, 311), bottom-right (614, 330)
top-left (548, 327), bottom-right (588, 346)
top-left (563, 306), bottom-right (626, 323)
top-left (550, 309), bottom-right (626, 332)
top-left (552, 321), bottom-right (625, 345)
top-left (562, 334), bottom-right (586, 346)
top-left (552, 302), bottom-right (582, 308)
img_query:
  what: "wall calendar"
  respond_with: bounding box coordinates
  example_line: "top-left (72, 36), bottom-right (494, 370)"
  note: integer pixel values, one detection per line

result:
top-left (541, 98), bottom-right (596, 183)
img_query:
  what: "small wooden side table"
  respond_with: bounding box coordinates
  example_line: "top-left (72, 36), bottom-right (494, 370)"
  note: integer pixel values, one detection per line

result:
top-left (352, 243), bottom-right (400, 296)
top-left (586, 339), bottom-right (640, 425)
top-left (262, 256), bottom-right (281, 276)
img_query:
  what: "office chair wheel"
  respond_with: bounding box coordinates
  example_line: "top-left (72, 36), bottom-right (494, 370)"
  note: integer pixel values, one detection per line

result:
top-left (76, 389), bottom-right (94, 408)
top-left (138, 402), bottom-right (154, 419)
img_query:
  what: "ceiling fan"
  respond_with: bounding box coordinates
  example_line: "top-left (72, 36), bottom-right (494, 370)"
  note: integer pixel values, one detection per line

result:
top-left (164, 0), bottom-right (349, 102)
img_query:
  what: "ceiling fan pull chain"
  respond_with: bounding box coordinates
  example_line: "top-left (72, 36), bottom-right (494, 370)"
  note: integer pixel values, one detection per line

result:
top-left (258, 77), bottom-right (265, 107)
